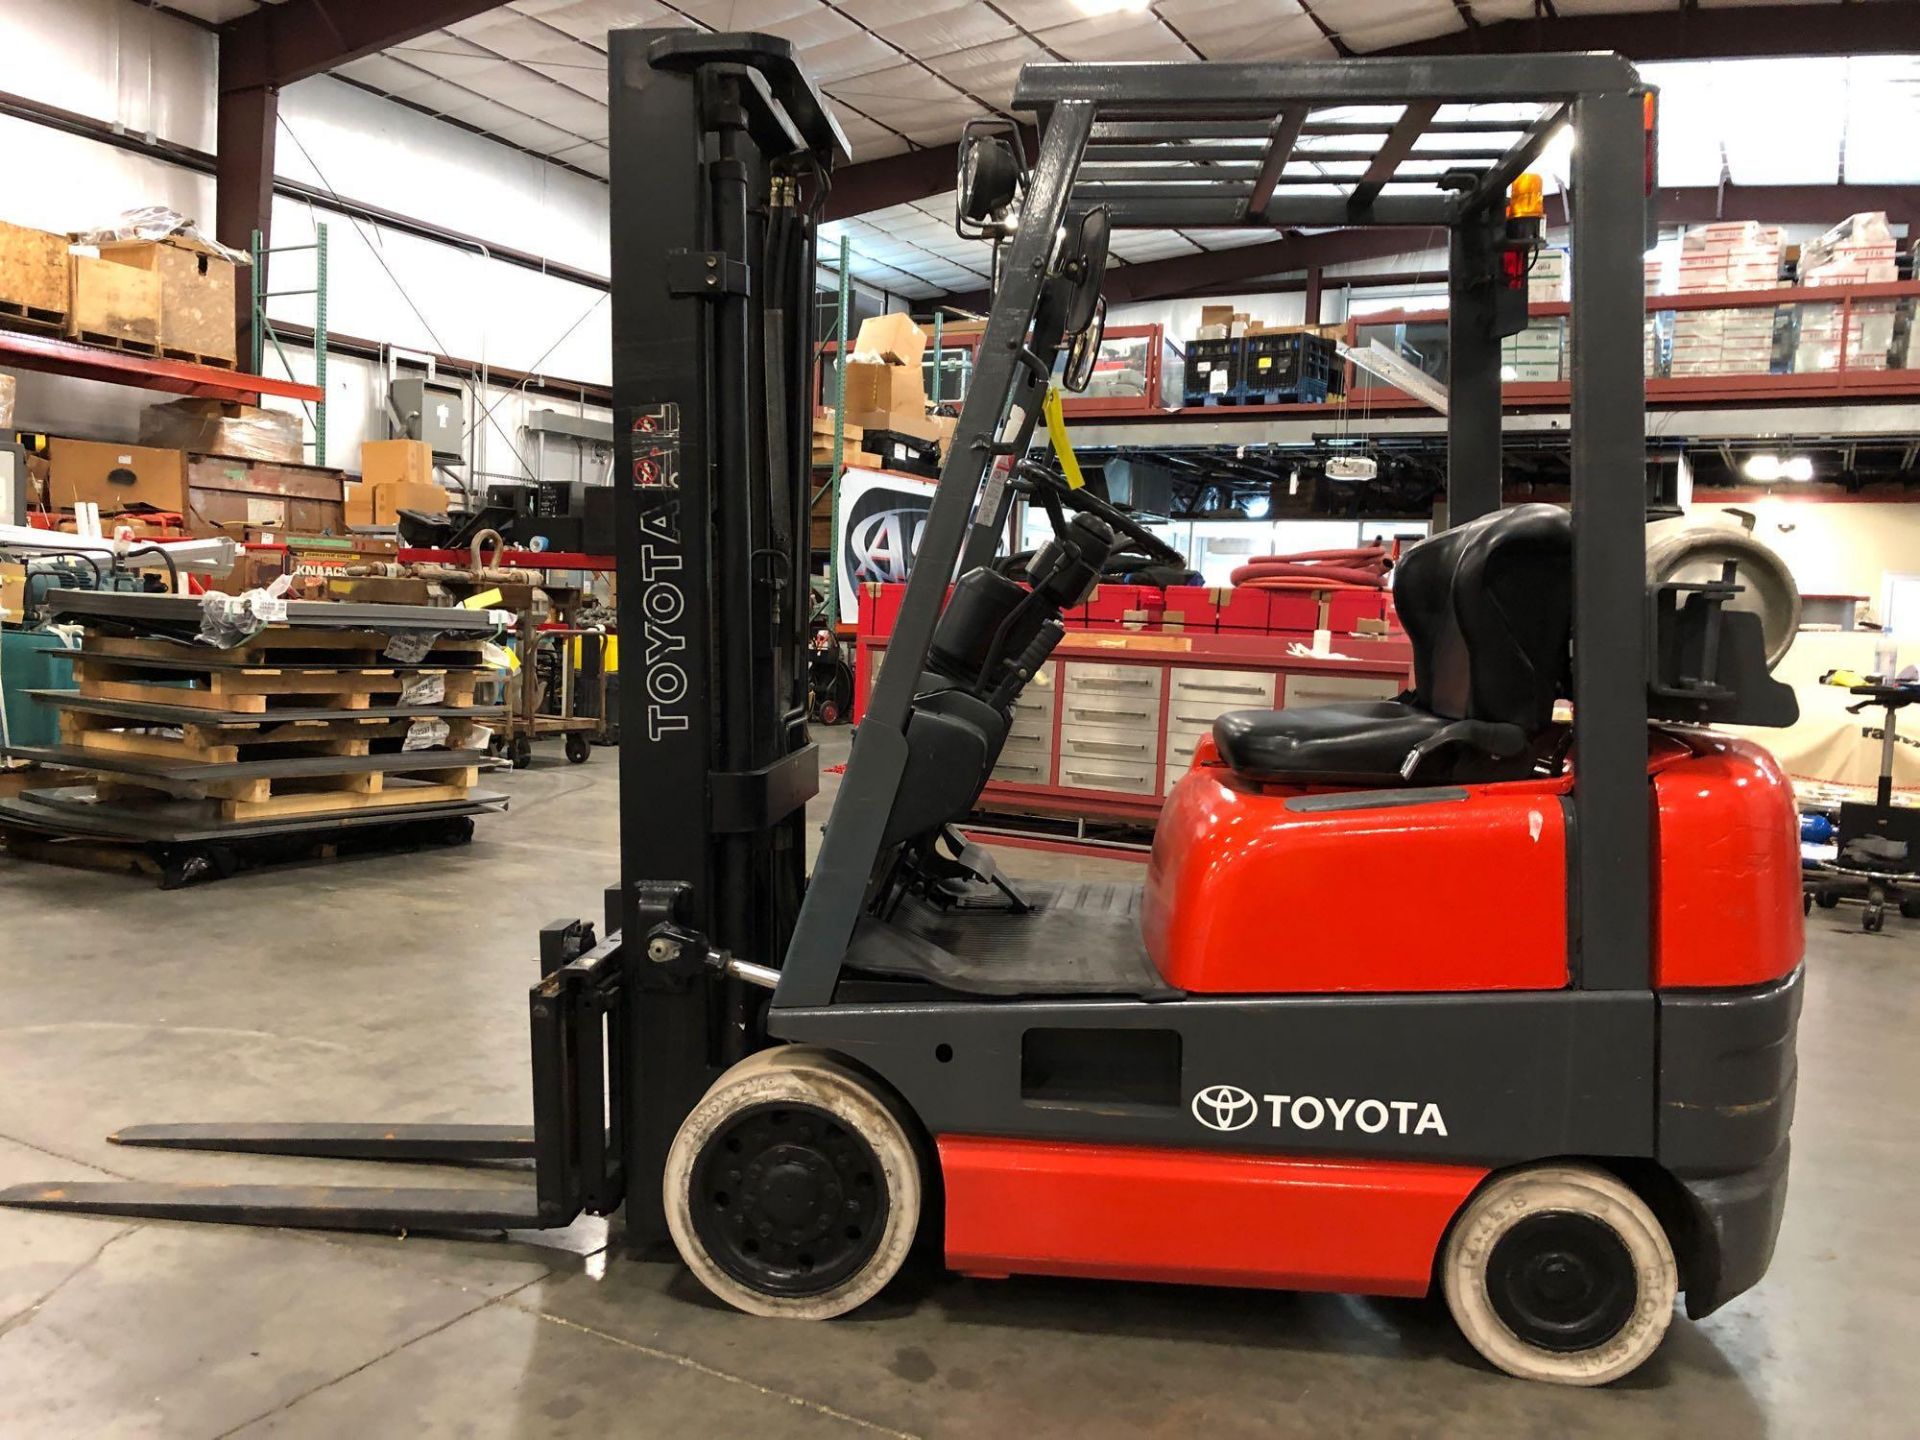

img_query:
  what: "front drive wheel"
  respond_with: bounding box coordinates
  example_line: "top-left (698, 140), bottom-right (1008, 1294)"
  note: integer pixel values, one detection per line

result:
top-left (1442, 1163), bottom-right (1677, 1386)
top-left (664, 1046), bottom-right (922, 1320)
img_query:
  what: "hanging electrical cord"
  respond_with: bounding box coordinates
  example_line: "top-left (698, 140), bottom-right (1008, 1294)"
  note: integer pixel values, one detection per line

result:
top-left (275, 116), bottom-right (569, 481)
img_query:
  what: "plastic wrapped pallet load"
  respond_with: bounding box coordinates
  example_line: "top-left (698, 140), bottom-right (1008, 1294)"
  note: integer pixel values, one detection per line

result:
top-left (1794, 212), bottom-right (1900, 373)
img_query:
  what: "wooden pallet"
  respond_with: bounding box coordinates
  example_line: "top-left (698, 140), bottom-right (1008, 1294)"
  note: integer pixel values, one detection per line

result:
top-left (68, 329), bottom-right (162, 356)
top-left (57, 710), bottom-right (490, 766)
top-left (0, 298), bottom-right (64, 334)
top-left (96, 766), bottom-right (482, 821)
top-left (160, 346), bottom-right (239, 370)
top-left (73, 659), bottom-right (486, 714)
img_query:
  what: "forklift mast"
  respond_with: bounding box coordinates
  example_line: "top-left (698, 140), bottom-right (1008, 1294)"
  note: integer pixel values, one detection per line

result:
top-left (605, 33), bottom-right (849, 1243)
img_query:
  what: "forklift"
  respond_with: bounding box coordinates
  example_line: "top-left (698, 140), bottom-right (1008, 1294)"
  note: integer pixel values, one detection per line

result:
top-left (4, 38), bottom-right (1805, 1387)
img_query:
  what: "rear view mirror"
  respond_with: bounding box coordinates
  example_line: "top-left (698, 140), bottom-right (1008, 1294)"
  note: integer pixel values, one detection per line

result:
top-left (956, 120), bottom-right (1027, 239)
top-left (1062, 207), bottom-right (1111, 336)
top-left (1062, 296), bottom-right (1107, 393)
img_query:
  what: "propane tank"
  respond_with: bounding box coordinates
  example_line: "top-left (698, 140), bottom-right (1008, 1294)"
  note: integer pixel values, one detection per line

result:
top-left (1645, 509), bottom-right (1801, 670)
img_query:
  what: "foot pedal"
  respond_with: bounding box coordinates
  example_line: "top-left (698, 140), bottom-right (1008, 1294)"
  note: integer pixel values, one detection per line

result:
top-left (936, 825), bottom-right (1035, 912)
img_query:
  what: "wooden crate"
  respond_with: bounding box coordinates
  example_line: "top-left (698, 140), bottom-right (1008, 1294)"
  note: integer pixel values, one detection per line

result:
top-left (96, 237), bottom-right (237, 368)
top-left (68, 254), bottom-right (161, 353)
top-left (0, 220), bottom-right (69, 331)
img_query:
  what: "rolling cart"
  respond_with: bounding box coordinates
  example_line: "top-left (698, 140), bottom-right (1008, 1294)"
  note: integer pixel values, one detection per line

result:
top-left (499, 622), bottom-right (612, 768)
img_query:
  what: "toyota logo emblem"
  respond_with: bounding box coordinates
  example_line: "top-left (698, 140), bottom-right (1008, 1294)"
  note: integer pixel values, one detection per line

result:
top-left (1191, 1084), bottom-right (1258, 1132)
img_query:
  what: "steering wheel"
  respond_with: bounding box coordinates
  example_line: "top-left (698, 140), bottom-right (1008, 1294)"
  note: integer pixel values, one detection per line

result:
top-left (1012, 462), bottom-right (1186, 569)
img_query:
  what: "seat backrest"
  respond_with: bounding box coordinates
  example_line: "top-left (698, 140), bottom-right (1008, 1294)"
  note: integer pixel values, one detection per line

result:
top-left (1391, 503), bottom-right (1572, 731)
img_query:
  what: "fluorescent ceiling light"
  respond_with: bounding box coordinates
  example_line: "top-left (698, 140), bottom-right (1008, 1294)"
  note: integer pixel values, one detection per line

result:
top-left (1743, 453), bottom-right (1814, 482)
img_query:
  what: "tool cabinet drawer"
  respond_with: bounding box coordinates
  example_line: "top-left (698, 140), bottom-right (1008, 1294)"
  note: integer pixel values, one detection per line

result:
top-left (1167, 697), bottom-right (1268, 738)
top-left (1058, 756), bottom-right (1158, 795)
top-left (1168, 667), bottom-right (1276, 707)
top-left (1164, 731), bottom-right (1203, 789)
top-left (1281, 672), bottom-right (1402, 708)
top-left (1009, 662), bottom-right (1058, 720)
top-left (1059, 694), bottom-right (1160, 730)
top-left (1005, 710), bottom-right (1053, 747)
top-left (992, 739), bottom-right (1053, 786)
top-left (1062, 661), bottom-right (1164, 699)
top-left (1060, 722), bottom-right (1159, 766)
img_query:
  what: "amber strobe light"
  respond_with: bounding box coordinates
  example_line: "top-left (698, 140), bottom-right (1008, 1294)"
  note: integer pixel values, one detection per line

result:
top-left (1506, 172), bottom-right (1544, 222)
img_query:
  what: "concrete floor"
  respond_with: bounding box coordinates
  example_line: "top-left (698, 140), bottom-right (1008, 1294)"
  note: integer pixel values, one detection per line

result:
top-left (1, 727), bottom-right (1916, 1438)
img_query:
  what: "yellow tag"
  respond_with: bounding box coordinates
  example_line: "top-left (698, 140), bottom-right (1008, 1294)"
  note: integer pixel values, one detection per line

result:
top-left (1041, 386), bottom-right (1085, 491)
top-left (461, 587), bottom-right (504, 610)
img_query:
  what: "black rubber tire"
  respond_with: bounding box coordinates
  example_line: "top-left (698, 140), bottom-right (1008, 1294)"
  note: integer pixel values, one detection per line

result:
top-left (509, 736), bottom-right (533, 769)
top-left (665, 1046), bottom-right (921, 1320)
top-left (1802, 892), bottom-right (1813, 916)
top-left (816, 698), bottom-right (842, 726)
top-left (1901, 897), bottom-right (1920, 920)
top-left (565, 732), bottom-right (591, 764)
top-left (1442, 1163), bottom-right (1676, 1386)
top-left (1864, 901), bottom-right (1885, 933)
top-left (1816, 890), bottom-right (1842, 909)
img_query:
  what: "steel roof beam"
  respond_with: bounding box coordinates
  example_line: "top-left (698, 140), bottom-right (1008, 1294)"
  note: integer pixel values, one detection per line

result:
top-left (1349, 101), bottom-right (1440, 213)
top-left (1377, 4), bottom-right (1920, 62)
top-left (219, 0), bottom-right (507, 93)
top-left (1248, 107), bottom-right (1310, 219)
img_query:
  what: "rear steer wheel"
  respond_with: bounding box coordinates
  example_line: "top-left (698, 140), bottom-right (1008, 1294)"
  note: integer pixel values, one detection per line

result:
top-left (1442, 1162), bottom-right (1676, 1386)
top-left (664, 1045), bottom-right (922, 1320)
top-left (1864, 899), bottom-right (1885, 933)
top-left (1815, 890), bottom-right (1842, 909)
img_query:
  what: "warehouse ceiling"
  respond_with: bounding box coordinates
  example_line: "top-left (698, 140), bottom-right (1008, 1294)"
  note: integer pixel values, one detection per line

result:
top-left (169, 1), bottom-right (1920, 300)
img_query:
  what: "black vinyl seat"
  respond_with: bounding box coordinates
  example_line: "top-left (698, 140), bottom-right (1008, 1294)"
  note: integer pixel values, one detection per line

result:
top-left (1213, 504), bottom-right (1573, 787)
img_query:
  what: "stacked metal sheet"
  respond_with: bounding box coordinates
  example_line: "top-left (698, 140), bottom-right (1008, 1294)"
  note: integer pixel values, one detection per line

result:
top-left (1, 593), bottom-right (510, 850)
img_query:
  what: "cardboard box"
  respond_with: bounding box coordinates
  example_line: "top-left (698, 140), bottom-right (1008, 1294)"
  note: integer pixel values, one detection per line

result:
top-left (841, 360), bottom-right (926, 428)
top-left (0, 220), bottom-right (70, 326)
top-left (344, 478), bottom-right (447, 528)
top-left (138, 398), bottom-right (303, 463)
top-left (874, 408), bottom-right (943, 445)
top-left (68, 253), bottom-right (161, 350)
top-left (0, 562), bottom-right (26, 623)
top-left (928, 412), bottom-right (957, 459)
top-left (95, 236), bottom-right (237, 366)
top-left (853, 313), bottom-right (927, 367)
top-left (46, 438), bottom-right (188, 514)
top-left (360, 438), bottom-right (436, 488)
top-left (809, 412), bottom-right (866, 467)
